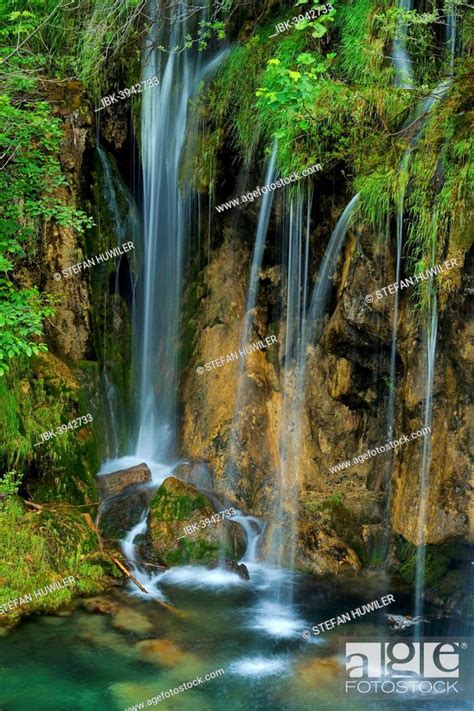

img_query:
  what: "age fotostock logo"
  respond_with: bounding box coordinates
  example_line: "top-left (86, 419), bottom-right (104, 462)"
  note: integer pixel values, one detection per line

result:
top-left (344, 639), bottom-right (471, 698)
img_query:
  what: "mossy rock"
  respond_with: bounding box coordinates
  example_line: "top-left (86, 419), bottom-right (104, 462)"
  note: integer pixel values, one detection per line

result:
top-left (144, 477), bottom-right (244, 566)
top-left (150, 477), bottom-right (209, 521)
top-left (394, 538), bottom-right (471, 608)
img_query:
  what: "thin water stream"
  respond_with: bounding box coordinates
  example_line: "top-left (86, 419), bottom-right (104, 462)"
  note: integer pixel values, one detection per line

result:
top-left (392, 0), bottom-right (414, 87)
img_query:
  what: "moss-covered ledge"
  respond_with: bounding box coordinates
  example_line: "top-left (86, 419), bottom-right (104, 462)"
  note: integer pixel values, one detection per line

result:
top-left (0, 497), bottom-right (119, 629)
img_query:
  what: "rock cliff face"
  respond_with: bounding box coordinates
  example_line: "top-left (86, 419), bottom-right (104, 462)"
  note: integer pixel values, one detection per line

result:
top-left (180, 202), bottom-right (472, 584)
top-left (42, 82), bottom-right (94, 361)
top-left (40, 73), bottom-right (470, 601)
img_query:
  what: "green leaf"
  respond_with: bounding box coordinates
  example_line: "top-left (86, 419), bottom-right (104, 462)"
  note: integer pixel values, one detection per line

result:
top-left (311, 24), bottom-right (327, 38)
top-left (297, 53), bottom-right (316, 66)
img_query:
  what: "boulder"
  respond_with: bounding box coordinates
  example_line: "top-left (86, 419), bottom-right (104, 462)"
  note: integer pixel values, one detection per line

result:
top-left (97, 463), bottom-right (151, 499)
top-left (111, 608), bottom-right (154, 634)
top-left (387, 614), bottom-right (426, 630)
top-left (135, 639), bottom-right (186, 667)
top-left (98, 485), bottom-right (154, 541)
top-left (81, 596), bottom-right (121, 615)
top-left (142, 476), bottom-right (245, 566)
top-left (173, 460), bottom-right (214, 491)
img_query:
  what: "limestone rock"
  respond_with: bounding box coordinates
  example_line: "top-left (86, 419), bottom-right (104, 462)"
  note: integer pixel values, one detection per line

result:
top-left (135, 638), bottom-right (186, 667)
top-left (142, 476), bottom-right (245, 566)
top-left (81, 596), bottom-right (121, 615)
top-left (111, 608), bottom-right (153, 635)
top-left (99, 484), bottom-right (154, 541)
top-left (97, 463), bottom-right (151, 499)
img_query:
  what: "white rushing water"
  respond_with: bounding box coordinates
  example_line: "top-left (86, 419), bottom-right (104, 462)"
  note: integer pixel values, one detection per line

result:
top-left (224, 144), bottom-right (278, 496)
top-left (307, 193), bottom-right (360, 345)
top-left (232, 512), bottom-right (265, 564)
top-left (269, 190), bottom-right (311, 584)
top-left (96, 145), bottom-right (140, 459)
top-left (264, 191), bottom-right (358, 610)
top-left (386, 152), bottom-right (411, 450)
top-left (387, 11), bottom-right (455, 603)
top-left (392, 0), bottom-right (414, 87)
top-left (135, 7), bottom-right (227, 463)
top-left (414, 294), bottom-right (438, 621)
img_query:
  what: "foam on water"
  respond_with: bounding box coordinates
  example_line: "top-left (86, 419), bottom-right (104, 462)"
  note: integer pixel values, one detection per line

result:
top-left (249, 600), bottom-right (308, 640)
top-left (159, 565), bottom-right (249, 590)
top-left (243, 563), bottom-right (294, 589)
top-left (229, 656), bottom-right (290, 677)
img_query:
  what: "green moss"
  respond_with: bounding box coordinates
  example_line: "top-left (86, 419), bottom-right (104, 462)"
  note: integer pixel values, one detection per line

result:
top-left (0, 357), bottom-right (100, 505)
top-left (197, 1), bottom-right (472, 324)
top-left (150, 487), bottom-right (208, 522)
top-left (0, 498), bottom-right (114, 624)
top-left (337, 0), bottom-right (393, 84)
top-left (165, 539), bottom-right (220, 566)
top-left (395, 539), bottom-right (466, 593)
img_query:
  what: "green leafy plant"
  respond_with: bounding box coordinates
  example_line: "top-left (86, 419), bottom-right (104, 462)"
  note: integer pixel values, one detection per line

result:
top-left (0, 469), bottom-right (24, 496)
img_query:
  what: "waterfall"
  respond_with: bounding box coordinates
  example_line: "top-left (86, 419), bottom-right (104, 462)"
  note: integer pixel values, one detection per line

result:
top-left (306, 193), bottom-right (360, 345)
top-left (386, 11), bottom-right (454, 598)
top-left (96, 145), bottom-right (140, 458)
top-left (224, 144), bottom-right (278, 496)
top-left (414, 294), bottom-right (438, 620)
top-left (265, 192), bottom-right (358, 593)
top-left (97, 4), bottom-right (231, 592)
top-left (135, 10), bottom-right (227, 465)
top-left (135, 15), bottom-right (195, 462)
top-left (239, 144), bottom-right (278, 348)
top-left (97, 145), bottom-right (140, 250)
top-left (267, 188), bottom-right (313, 604)
top-left (385, 151), bottom-right (411, 457)
top-left (392, 0), bottom-right (414, 87)
top-left (446, 1), bottom-right (457, 72)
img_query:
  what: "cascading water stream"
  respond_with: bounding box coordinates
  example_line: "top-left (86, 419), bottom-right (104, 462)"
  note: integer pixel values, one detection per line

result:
top-left (96, 145), bottom-right (140, 458)
top-left (239, 144), bottom-right (278, 350)
top-left (135, 9), bottom-right (227, 467)
top-left (96, 6), bottom-right (236, 590)
top-left (306, 193), bottom-right (360, 346)
top-left (385, 15), bottom-right (455, 596)
top-left (383, 6), bottom-right (455, 538)
top-left (113, 12), bottom-right (227, 478)
top-left (270, 193), bottom-right (306, 579)
top-left (223, 144), bottom-right (278, 490)
top-left (414, 293), bottom-right (438, 621)
top-left (385, 151), bottom-right (411, 461)
top-left (446, 0), bottom-right (457, 72)
top-left (231, 513), bottom-right (265, 564)
top-left (136, 13), bottom-right (201, 463)
top-left (258, 188), bottom-right (357, 633)
top-left (392, 0), bottom-right (414, 87)
top-left (267, 193), bottom-right (359, 581)
top-left (97, 145), bottom-right (141, 249)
